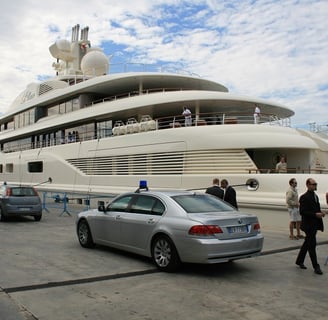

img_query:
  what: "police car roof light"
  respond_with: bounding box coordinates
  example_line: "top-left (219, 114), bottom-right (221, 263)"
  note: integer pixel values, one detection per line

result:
top-left (135, 180), bottom-right (149, 193)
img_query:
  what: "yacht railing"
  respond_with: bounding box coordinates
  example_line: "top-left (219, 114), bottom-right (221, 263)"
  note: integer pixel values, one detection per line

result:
top-left (2, 111), bottom-right (327, 174)
top-left (155, 112), bottom-right (290, 128)
top-left (1, 111), bottom-right (290, 153)
top-left (109, 63), bottom-right (201, 77)
top-left (309, 122), bottom-right (328, 135)
top-left (58, 64), bottom-right (201, 87)
top-left (86, 86), bottom-right (197, 107)
top-left (248, 168), bottom-right (328, 174)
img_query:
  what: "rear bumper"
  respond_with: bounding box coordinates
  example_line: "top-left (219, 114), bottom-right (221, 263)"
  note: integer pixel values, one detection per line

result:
top-left (2, 204), bottom-right (42, 217)
top-left (176, 234), bottom-right (264, 264)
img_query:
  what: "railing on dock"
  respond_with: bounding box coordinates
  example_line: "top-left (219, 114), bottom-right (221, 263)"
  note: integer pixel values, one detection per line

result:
top-left (41, 191), bottom-right (115, 216)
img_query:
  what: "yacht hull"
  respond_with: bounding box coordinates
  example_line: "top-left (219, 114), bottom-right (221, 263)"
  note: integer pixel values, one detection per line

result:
top-left (1, 125), bottom-right (327, 209)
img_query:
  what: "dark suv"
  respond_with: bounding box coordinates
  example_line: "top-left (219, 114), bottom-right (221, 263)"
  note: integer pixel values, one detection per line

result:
top-left (0, 185), bottom-right (42, 221)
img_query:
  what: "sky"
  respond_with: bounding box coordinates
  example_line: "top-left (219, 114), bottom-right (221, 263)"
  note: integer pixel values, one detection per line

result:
top-left (0, 0), bottom-right (327, 130)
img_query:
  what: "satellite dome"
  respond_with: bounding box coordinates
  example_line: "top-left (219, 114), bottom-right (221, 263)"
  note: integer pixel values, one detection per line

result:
top-left (81, 48), bottom-right (109, 76)
top-left (56, 39), bottom-right (71, 52)
top-left (49, 39), bottom-right (73, 61)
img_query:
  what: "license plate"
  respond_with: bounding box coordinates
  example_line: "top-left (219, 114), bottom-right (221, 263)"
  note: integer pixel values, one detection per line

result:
top-left (228, 225), bottom-right (248, 233)
top-left (19, 208), bottom-right (30, 211)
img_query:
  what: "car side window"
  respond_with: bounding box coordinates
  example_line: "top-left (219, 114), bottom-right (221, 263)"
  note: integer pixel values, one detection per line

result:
top-left (130, 195), bottom-right (165, 216)
top-left (151, 199), bottom-right (165, 216)
top-left (107, 195), bottom-right (133, 212)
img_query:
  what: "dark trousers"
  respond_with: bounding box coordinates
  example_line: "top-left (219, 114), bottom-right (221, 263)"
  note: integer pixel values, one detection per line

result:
top-left (296, 229), bottom-right (319, 268)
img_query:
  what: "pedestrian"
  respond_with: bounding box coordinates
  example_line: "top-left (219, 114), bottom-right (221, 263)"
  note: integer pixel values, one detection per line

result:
top-left (67, 131), bottom-right (72, 143)
top-left (295, 178), bottom-right (325, 275)
top-left (182, 106), bottom-right (192, 126)
top-left (276, 156), bottom-right (287, 173)
top-left (220, 179), bottom-right (238, 209)
top-left (254, 105), bottom-right (260, 124)
top-left (286, 178), bottom-right (303, 240)
top-left (205, 178), bottom-right (224, 199)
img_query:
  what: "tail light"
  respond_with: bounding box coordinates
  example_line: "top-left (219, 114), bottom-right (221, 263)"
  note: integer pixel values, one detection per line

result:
top-left (253, 222), bottom-right (261, 231)
top-left (189, 225), bottom-right (223, 236)
top-left (33, 187), bottom-right (39, 196)
top-left (6, 188), bottom-right (12, 196)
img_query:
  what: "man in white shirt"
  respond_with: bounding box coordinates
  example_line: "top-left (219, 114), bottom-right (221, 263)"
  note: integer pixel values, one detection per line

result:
top-left (254, 105), bottom-right (260, 124)
top-left (182, 106), bottom-right (192, 126)
top-left (276, 156), bottom-right (287, 173)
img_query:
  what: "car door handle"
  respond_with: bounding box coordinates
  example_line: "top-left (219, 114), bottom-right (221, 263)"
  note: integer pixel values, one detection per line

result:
top-left (147, 218), bottom-right (155, 224)
top-left (115, 215), bottom-right (121, 220)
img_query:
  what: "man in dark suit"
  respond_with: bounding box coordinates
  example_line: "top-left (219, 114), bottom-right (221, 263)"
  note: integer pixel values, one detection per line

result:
top-left (205, 178), bottom-right (224, 199)
top-left (220, 179), bottom-right (238, 209)
top-left (295, 178), bottom-right (325, 275)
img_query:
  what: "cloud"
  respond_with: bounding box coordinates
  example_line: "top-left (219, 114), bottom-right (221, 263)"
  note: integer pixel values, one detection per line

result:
top-left (0, 0), bottom-right (327, 128)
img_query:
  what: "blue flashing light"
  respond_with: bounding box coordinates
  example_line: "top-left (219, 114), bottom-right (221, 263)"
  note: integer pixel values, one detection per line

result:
top-left (139, 180), bottom-right (148, 189)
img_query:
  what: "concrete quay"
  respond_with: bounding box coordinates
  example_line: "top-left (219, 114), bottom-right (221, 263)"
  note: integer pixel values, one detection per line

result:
top-left (0, 205), bottom-right (327, 320)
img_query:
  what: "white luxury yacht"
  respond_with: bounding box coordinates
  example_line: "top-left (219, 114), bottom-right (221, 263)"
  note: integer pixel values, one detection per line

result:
top-left (1, 24), bottom-right (327, 209)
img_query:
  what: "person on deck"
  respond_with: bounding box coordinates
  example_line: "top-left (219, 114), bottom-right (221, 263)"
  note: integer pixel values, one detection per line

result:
top-left (182, 106), bottom-right (192, 126)
top-left (254, 105), bottom-right (261, 124)
top-left (276, 156), bottom-right (287, 173)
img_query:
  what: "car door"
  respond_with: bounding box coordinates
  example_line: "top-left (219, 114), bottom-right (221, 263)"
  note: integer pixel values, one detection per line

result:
top-left (119, 194), bottom-right (165, 253)
top-left (92, 195), bottom-right (133, 244)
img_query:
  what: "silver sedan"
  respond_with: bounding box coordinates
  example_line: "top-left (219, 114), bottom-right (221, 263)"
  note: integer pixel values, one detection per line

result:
top-left (76, 189), bottom-right (263, 272)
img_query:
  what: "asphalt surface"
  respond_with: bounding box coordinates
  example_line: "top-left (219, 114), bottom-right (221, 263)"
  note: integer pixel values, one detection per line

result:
top-left (0, 204), bottom-right (327, 320)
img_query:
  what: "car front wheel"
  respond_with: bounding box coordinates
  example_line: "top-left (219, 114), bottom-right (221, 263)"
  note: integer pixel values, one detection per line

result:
top-left (78, 220), bottom-right (94, 248)
top-left (152, 235), bottom-right (180, 272)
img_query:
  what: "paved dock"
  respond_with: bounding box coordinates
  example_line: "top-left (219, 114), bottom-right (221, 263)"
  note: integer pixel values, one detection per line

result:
top-left (0, 206), bottom-right (327, 320)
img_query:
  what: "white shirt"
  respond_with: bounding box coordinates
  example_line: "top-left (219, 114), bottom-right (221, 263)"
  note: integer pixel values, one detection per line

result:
top-left (183, 108), bottom-right (191, 118)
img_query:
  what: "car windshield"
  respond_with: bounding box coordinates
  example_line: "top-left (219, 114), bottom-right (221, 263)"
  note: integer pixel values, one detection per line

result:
top-left (171, 194), bottom-right (234, 213)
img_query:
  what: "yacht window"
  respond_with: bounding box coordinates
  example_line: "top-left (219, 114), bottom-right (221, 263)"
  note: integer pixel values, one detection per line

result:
top-left (7, 121), bottom-right (14, 130)
top-left (97, 120), bottom-right (113, 138)
top-left (48, 105), bottom-right (59, 117)
top-left (28, 161), bottom-right (43, 173)
top-left (5, 163), bottom-right (13, 173)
